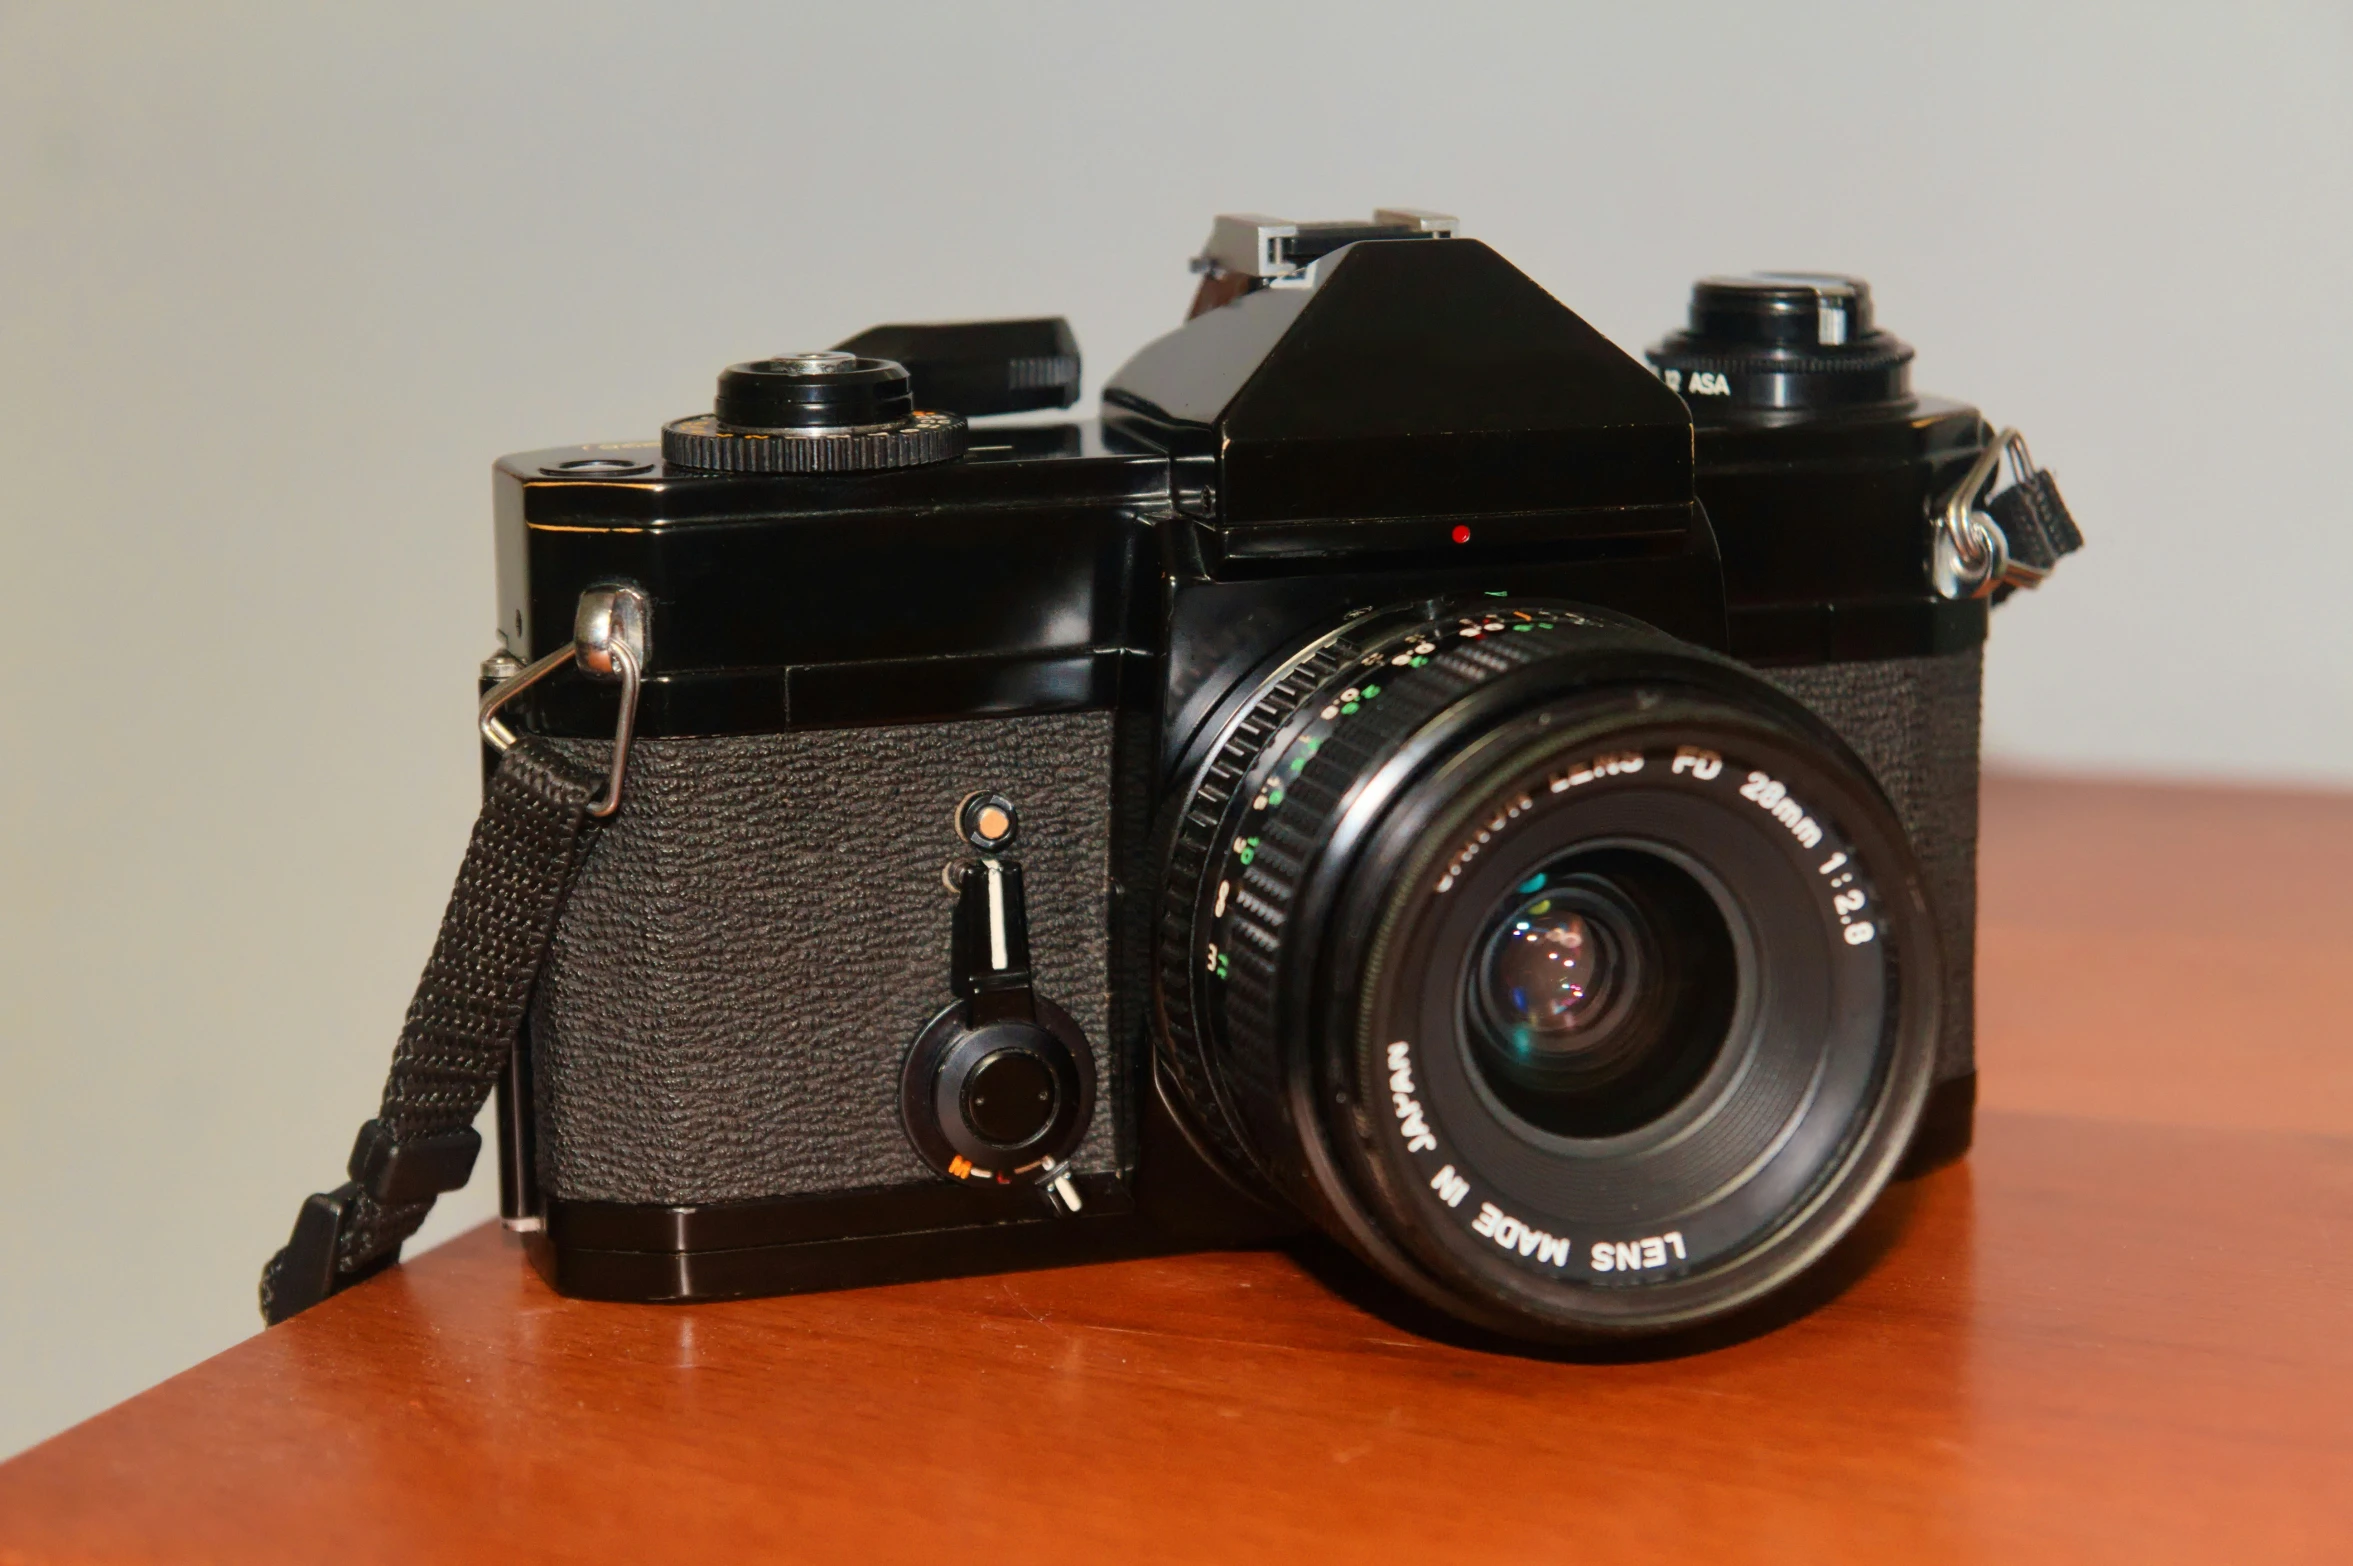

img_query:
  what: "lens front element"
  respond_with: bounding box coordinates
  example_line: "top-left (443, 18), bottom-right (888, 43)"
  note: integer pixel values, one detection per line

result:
top-left (1479, 887), bottom-right (1615, 1042)
top-left (1467, 850), bottom-right (1736, 1139)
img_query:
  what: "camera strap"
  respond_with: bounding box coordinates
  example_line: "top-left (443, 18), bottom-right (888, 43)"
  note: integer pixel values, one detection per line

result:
top-left (258, 737), bottom-right (607, 1324)
top-left (260, 589), bottom-right (647, 1325)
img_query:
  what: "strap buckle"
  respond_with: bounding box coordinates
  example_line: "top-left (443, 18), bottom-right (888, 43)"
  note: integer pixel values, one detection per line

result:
top-left (258, 1117), bottom-right (488, 1325)
top-left (1931, 427), bottom-right (2070, 601)
top-left (478, 586), bottom-right (649, 817)
top-left (260, 1182), bottom-right (369, 1325)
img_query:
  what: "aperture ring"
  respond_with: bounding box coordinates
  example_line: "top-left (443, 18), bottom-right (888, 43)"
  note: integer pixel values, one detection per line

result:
top-left (1171, 604), bottom-right (1612, 1190)
top-left (1211, 618), bottom-right (1575, 1131)
top-left (1157, 636), bottom-right (1365, 1176)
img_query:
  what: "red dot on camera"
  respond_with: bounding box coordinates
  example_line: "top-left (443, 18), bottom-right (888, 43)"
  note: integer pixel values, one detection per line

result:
top-left (1451, 524), bottom-right (1472, 544)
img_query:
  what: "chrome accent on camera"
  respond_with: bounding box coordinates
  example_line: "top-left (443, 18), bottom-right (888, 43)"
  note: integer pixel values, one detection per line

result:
top-left (1745, 272), bottom-right (1861, 346)
top-left (1041, 1155), bottom-right (1084, 1214)
top-left (478, 585), bottom-right (648, 817)
top-left (1192, 209), bottom-right (1460, 286)
top-left (1373, 207), bottom-right (1461, 235)
top-left (1932, 427), bottom-right (2049, 601)
top-left (1195, 214), bottom-right (1301, 280)
top-left (574, 584), bottom-right (650, 679)
top-left (765, 350), bottom-right (858, 377)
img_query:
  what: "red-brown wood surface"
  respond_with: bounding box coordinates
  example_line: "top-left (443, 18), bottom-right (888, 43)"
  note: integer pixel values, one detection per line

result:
top-left (4, 774), bottom-right (2349, 1564)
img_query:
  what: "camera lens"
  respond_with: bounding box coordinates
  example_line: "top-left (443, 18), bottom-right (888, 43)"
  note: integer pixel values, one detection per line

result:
top-left (1157, 599), bottom-right (1939, 1341)
top-left (1466, 851), bottom-right (1735, 1138)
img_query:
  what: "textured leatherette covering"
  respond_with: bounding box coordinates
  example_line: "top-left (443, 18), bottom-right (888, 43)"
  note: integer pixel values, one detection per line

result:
top-left (531, 713), bottom-right (1116, 1205)
top-left (1764, 649), bottom-right (1982, 1083)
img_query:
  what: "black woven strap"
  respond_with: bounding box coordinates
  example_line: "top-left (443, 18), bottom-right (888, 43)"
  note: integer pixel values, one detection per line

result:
top-left (1987, 468), bottom-right (2084, 574)
top-left (259, 737), bottom-right (604, 1324)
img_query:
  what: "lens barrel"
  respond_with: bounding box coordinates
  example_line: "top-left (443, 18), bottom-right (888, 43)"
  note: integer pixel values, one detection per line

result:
top-left (1156, 600), bottom-right (1939, 1340)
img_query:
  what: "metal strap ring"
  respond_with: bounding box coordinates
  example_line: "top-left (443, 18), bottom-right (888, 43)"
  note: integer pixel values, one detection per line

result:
top-left (476, 587), bottom-right (647, 818)
top-left (1932, 426), bottom-right (2040, 601)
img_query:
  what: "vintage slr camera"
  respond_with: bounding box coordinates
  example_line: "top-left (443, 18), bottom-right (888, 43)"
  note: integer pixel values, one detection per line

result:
top-left (481, 212), bottom-right (2078, 1341)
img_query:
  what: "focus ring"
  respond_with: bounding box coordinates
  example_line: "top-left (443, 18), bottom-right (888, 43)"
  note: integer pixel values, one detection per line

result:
top-left (1215, 632), bottom-right (1557, 1136)
top-left (1165, 605), bottom-right (1595, 1185)
top-left (1158, 638), bottom-right (1364, 1174)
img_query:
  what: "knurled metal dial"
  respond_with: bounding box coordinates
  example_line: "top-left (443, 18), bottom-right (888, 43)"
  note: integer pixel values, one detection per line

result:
top-left (1156, 604), bottom-right (1594, 1179)
top-left (661, 409), bottom-right (968, 473)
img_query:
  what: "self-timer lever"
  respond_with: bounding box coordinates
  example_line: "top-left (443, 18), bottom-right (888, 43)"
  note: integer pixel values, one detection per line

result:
top-left (900, 794), bottom-right (1095, 1214)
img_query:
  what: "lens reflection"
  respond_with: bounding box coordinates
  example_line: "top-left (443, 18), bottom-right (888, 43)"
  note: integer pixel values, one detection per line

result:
top-left (1483, 906), bottom-right (1613, 1038)
top-left (1465, 848), bottom-right (1736, 1139)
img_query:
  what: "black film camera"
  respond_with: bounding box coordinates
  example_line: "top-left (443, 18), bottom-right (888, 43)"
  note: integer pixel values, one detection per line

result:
top-left (382, 212), bottom-right (2084, 1342)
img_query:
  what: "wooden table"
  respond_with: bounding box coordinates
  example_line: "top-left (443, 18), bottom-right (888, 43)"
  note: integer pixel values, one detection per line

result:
top-left (4, 776), bottom-right (2348, 1563)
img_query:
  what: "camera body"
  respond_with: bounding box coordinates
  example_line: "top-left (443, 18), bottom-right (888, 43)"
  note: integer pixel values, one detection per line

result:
top-left (489, 217), bottom-right (2049, 1333)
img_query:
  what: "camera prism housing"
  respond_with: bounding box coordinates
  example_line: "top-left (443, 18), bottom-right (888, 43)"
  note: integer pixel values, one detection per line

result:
top-left (488, 222), bottom-right (2056, 1341)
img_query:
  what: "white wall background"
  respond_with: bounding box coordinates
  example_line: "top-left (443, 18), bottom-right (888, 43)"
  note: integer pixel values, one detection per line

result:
top-left (2, 1), bottom-right (2345, 1458)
